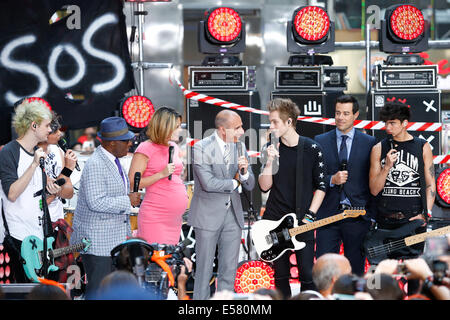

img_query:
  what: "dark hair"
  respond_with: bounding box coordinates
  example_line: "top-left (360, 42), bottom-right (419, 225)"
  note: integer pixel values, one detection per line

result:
top-left (365, 274), bottom-right (404, 300)
top-left (27, 284), bottom-right (69, 300)
top-left (335, 95), bottom-right (359, 114)
top-left (379, 102), bottom-right (411, 123)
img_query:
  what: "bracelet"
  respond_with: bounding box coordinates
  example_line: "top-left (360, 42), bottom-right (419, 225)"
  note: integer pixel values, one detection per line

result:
top-left (61, 167), bottom-right (73, 178)
top-left (427, 209), bottom-right (432, 218)
top-left (304, 210), bottom-right (316, 223)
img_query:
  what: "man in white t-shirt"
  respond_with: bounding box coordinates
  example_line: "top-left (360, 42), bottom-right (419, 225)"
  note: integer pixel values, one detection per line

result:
top-left (0, 99), bottom-right (62, 283)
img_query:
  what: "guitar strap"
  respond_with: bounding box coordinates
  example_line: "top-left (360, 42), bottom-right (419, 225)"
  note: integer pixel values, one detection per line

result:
top-left (295, 135), bottom-right (305, 218)
top-left (1, 202), bottom-right (10, 237)
top-left (414, 137), bottom-right (428, 222)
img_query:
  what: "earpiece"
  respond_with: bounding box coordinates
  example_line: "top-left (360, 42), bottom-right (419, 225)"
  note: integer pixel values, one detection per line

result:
top-left (33, 123), bottom-right (37, 129)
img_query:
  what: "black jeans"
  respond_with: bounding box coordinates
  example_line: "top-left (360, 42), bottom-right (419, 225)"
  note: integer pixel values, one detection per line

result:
top-left (272, 239), bottom-right (316, 299)
top-left (81, 254), bottom-right (115, 298)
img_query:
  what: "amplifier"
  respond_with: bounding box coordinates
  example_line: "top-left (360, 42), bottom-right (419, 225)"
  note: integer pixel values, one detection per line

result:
top-left (376, 65), bottom-right (437, 90)
top-left (188, 66), bottom-right (256, 91)
top-left (274, 66), bottom-right (348, 91)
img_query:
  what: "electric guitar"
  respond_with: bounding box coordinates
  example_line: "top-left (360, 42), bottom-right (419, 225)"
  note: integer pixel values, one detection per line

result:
top-left (251, 209), bottom-right (366, 262)
top-left (363, 220), bottom-right (450, 265)
top-left (21, 235), bottom-right (91, 282)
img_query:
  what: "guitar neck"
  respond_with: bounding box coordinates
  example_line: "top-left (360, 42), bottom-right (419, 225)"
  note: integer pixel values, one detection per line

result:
top-left (404, 225), bottom-right (450, 247)
top-left (289, 213), bottom-right (346, 237)
top-left (52, 243), bottom-right (85, 259)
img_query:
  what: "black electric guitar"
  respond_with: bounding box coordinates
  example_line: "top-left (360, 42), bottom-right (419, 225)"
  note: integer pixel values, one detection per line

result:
top-left (363, 221), bottom-right (450, 265)
top-left (251, 209), bottom-right (366, 262)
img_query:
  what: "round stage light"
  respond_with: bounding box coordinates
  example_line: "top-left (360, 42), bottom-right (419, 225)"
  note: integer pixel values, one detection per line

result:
top-left (121, 95), bottom-right (155, 129)
top-left (293, 6), bottom-right (330, 43)
top-left (436, 168), bottom-right (450, 205)
top-left (207, 7), bottom-right (242, 43)
top-left (389, 5), bottom-right (425, 41)
top-left (234, 260), bottom-right (275, 294)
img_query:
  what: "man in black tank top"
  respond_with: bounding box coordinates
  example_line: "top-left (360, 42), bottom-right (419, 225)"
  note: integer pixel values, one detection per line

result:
top-left (369, 101), bottom-right (436, 259)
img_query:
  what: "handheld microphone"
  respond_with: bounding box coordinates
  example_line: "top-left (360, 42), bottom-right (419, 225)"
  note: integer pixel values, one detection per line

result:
top-left (269, 132), bottom-right (278, 151)
top-left (339, 159), bottom-right (347, 192)
top-left (133, 172), bottom-right (141, 193)
top-left (39, 156), bottom-right (45, 169)
top-left (236, 142), bottom-right (245, 175)
top-left (168, 145), bottom-right (174, 180)
top-left (388, 135), bottom-right (397, 169)
top-left (34, 178), bottom-right (66, 197)
top-left (58, 138), bottom-right (80, 171)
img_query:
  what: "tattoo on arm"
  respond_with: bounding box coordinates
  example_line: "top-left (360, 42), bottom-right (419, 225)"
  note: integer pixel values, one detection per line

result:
top-left (429, 165), bottom-right (435, 178)
top-left (426, 184), bottom-right (436, 197)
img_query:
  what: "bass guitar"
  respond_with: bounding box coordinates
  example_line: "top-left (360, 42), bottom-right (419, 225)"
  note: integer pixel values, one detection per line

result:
top-left (251, 209), bottom-right (366, 262)
top-left (21, 235), bottom-right (91, 282)
top-left (363, 220), bottom-right (450, 265)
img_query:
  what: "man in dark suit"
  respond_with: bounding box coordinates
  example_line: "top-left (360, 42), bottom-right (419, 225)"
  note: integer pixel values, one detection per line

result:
top-left (314, 95), bottom-right (376, 275)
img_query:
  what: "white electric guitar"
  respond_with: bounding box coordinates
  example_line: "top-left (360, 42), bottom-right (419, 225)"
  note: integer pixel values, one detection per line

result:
top-left (251, 209), bottom-right (366, 262)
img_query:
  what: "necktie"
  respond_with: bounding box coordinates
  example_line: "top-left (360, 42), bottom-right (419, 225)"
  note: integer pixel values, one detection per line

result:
top-left (224, 143), bottom-right (231, 169)
top-left (339, 135), bottom-right (348, 202)
top-left (114, 158), bottom-right (125, 185)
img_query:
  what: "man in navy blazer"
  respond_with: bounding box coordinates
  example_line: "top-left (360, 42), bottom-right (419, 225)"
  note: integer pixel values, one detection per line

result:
top-left (314, 95), bottom-right (376, 275)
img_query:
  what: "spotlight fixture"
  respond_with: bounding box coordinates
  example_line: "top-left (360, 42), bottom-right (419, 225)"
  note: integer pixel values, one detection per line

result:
top-left (435, 167), bottom-right (450, 208)
top-left (234, 260), bottom-right (275, 294)
top-left (287, 6), bottom-right (335, 54)
top-left (379, 5), bottom-right (429, 53)
top-left (198, 7), bottom-right (246, 56)
top-left (121, 95), bottom-right (154, 129)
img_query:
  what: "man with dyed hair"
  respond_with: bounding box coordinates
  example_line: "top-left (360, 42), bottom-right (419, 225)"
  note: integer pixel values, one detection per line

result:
top-left (0, 98), bottom-right (63, 283)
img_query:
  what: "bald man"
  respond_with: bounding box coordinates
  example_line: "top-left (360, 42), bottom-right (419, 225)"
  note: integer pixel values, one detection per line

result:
top-left (188, 110), bottom-right (255, 300)
top-left (312, 253), bottom-right (352, 299)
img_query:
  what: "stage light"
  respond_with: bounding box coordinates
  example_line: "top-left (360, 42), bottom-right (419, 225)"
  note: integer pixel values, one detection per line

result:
top-left (234, 260), bottom-right (275, 294)
top-left (198, 7), bottom-right (246, 57)
top-left (287, 6), bottom-right (335, 54)
top-left (380, 5), bottom-right (428, 53)
top-left (121, 95), bottom-right (155, 129)
top-left (436, 168), bottom-right (450, 208)
top-left (206, 7), bottom-right (242, 44)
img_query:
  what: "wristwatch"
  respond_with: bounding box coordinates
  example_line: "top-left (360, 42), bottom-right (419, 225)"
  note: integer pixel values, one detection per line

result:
top-left (423, 275), bottom-right (434, 291)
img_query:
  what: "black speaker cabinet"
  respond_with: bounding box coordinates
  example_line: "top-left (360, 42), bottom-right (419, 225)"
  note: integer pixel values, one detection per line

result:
top-left (270, 91), bottom-right (343, 140)
top-left (0, 106), bottom-right (14, 145)
top-left (368, 90), bottom-right (441, 155)
top-left (186, 90), bottom-right (262, 213)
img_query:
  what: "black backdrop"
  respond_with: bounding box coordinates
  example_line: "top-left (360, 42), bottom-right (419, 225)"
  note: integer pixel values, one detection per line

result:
top-left (0, 0), bottom-right (134, 144)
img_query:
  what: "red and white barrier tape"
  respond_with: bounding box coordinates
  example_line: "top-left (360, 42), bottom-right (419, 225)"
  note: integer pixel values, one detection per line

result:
top-left (176, 78), bottom-right (448, 163)
top-left (185, 138), bottom-right (450, 163)
top-left (175, 79), bottom-right (442, 132)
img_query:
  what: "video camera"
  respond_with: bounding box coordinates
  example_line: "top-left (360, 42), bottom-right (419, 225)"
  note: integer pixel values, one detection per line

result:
top-left (111, 238), bottom-right (192, 299)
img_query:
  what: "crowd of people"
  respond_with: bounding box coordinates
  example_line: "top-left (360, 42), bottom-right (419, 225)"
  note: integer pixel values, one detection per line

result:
top-left (0, 95), bottom-right (448, 301)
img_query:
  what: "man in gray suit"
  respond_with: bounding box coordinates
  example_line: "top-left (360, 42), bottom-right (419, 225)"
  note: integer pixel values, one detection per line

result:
top-left (71, 117), bottom-right (141, 296)
top-left (188, 110), bottom-right (255, 300)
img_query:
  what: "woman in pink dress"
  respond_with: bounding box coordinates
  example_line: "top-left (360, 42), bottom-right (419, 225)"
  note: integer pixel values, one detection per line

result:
top-left (128, 107), bottom-right (188, 245)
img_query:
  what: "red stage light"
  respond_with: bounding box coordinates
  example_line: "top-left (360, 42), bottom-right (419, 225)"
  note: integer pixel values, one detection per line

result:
top-left (389, 5), bottom-right (425, 41)
top-left (437, 168), bottom-right (450, 205)
top-left (234, 260), bottom-right (275, 294)
top-left (207, 7), bottom-right (242, 43)
top-left (121, 95), bottom-right (155, 129)
top-left (293, 6), bottom-right (330, 42)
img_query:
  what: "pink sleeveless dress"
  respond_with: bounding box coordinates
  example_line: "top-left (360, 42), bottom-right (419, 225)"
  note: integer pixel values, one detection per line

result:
top-left (135, 140), bottom-right (188, 245)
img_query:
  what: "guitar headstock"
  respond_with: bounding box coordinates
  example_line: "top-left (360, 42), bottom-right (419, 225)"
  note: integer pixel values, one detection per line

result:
top-left (342, 208), bottom-right (366, 218)
top-left (82, 238), bottom-right (92, 252)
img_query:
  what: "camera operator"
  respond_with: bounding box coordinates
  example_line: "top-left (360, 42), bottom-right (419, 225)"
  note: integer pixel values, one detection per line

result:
top-left (373, 258), bottom-right (449, 300)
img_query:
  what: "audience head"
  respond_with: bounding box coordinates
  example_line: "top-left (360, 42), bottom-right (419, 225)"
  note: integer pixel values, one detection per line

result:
top-left (312, 253), bottom-right (352, 297)
top-left (27, 282), bottom-right (69, 300)
top-left (365, 273), bottom-right (404, 300)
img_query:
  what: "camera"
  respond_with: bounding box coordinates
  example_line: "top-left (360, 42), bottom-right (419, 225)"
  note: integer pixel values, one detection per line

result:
top-left (423, 237), bottom-right (449, 286)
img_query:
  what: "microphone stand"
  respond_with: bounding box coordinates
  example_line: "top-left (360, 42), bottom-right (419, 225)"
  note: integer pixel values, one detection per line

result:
top-left (241, 189), bottom-right (258, 261)
top-left (39, 160), bottom-right (53, 278)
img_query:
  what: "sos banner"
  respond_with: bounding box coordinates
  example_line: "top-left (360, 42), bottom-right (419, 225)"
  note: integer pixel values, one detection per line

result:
top-left (0, 0), bottom-right (134, 138)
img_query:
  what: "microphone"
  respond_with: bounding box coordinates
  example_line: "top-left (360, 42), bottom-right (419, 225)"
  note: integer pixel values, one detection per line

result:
top-left (168, 145), bottom-right (174, 180)
top-left (339, 159), bottom-right (347, 193)
top-left (133, 172), bottom-right (141, 193)
top-left (34, 178), bottom-right (66, 197)
top-left (269, 132), bottom-right (278, 150)
top-left (58, 138), bottom-right (80, 171)
top-left (236, 142), bottom-right (245, 175)
top-left (39, 156), bottom-right (45, 169)
top-left (388, 135), bottom-right (397, 169)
